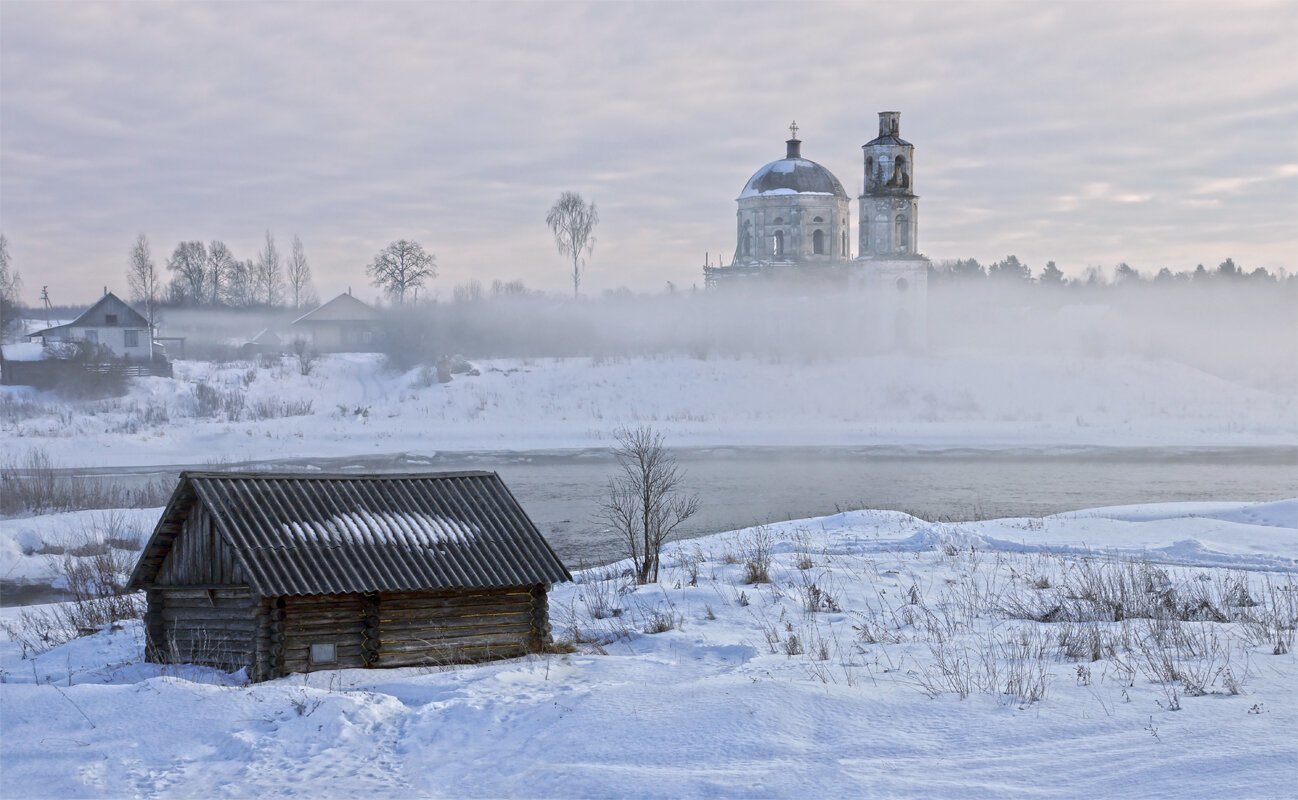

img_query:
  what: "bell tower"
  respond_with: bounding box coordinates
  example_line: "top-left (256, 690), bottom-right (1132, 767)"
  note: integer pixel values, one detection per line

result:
top-left (859, 111), bottom-right (919, 258)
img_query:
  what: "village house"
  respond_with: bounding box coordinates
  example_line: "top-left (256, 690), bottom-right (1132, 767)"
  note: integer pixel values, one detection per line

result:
top-left (128, 471), bottom-right (571, 682)
top-left (27, 291), bottom-right (155, 360)
top-left (1, 291), bottom-right (170, 386)
top-left (290, 292), bottom-right (382, 353)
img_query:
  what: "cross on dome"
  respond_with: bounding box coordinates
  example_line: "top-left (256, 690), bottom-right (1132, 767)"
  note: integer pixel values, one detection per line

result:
top-left (789, 120), bottom-right (799, 139)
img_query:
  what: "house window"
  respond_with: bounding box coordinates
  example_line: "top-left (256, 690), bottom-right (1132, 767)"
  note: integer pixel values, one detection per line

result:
top-left (773, 230), bottom-right (784, 257)
top-left (106, 314), bottom-right (118, 326)
top-left (124, 330), bottom-right (140, 348)
top-left (812, 229), bottom-right (825, 255)
top-left (310, 643), bottom-right (337, 665)
top-left (84, 330), bottom-right (99, 345)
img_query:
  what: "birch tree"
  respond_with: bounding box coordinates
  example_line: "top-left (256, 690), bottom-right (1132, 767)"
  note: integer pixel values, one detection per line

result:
top-left (285, 235), bottom-right (315, 308)
top-left (256, 230), bottom-right (284, 307)
top-left (126, 234), bottom-right (160, 328)
top-left (207, 240), bottom-right (235, 306)
top-left (0, 234), bottom-right (23, 340)
top-left (546, 191), bottom-right (599, 298)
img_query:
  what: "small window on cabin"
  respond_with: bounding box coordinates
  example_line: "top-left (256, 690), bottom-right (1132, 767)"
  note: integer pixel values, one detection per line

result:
top-left (310, 643), bottom-right (337, 664)
top-left (106, 314), bottom-right (118, 326)
top-left (124, 330), bottom-right (140, 348)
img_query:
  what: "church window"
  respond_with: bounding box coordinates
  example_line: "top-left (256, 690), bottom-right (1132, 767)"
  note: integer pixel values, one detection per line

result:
top-left (896, 215), bottom-right (910, 249)
top-left (892, 156), bottom-right (909, 189)
top-left (773, 230), bottom-right (784, 257)
top-left (842, 231), bottom-right (848, 255)
top-left (812, 229), bottom-right (825, 255)
top-left (812, 216), bottom-right (823, 223)
top-left (741, 221), bottom-right (752, 256)
top-left (773, 217), bottom-right (784, 225)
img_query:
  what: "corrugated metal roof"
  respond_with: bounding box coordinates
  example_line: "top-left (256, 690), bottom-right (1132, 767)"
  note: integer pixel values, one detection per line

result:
top-left (129, 471), bottom-right (571, 596)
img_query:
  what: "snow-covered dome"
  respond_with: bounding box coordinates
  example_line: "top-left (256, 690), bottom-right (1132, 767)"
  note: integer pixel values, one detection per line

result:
top-left (738, 139), bottom-right (848, 200)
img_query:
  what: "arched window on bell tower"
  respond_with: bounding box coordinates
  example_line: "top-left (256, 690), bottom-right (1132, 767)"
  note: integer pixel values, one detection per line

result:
top-left (896, 214), bottom-right (910, 250)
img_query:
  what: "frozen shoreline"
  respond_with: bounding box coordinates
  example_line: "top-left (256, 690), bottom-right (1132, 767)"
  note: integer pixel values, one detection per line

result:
top-left (1, 353), bottom-right (1294, 469)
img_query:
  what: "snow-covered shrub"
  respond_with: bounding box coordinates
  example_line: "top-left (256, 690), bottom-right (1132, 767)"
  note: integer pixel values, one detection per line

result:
top-left (0, 512), bottom-right (145, 655)
top-left (0, 447), bottom-right (171, 514)
top-left (740, 527), bottom-right (773, 584)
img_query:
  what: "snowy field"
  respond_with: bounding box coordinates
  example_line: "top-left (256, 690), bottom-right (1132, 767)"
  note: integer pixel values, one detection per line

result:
top-left (1, 352), bottom-right (1295, 468)
top-left (1, 499), bottom-right (1295, 799)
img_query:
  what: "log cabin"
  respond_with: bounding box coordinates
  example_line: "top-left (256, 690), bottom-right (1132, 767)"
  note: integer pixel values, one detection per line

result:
top-left (128, 471), bottom-right (571, 682)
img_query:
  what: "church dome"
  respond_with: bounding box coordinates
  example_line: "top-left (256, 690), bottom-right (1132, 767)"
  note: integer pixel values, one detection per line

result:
top-left (738, 138), bottom-right (848, 200)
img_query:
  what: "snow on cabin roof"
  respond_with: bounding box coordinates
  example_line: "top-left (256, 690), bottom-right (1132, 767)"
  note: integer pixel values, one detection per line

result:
top-left (292, 293), bottom-right (381, 325)
top-left (129, 471), bottom-right (572, 596)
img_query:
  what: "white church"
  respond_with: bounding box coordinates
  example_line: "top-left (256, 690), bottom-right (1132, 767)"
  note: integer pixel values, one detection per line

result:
top-left (704, 112), bottom-right (929, 349)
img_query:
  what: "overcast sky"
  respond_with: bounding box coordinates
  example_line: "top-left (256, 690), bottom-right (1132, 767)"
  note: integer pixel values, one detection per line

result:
top-left (2, 0), bottom-right (1295, 305)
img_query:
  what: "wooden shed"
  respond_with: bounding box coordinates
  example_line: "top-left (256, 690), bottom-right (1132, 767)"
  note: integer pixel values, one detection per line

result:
top-left (128, 471), bottom-right (571, 682)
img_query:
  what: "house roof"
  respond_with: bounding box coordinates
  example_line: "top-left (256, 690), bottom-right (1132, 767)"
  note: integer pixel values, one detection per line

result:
top-left (292, 293), bottom-right (380, 325)
top-left (129, 471), bottom-right (572, 596)
top-left (29, 292), bottom-right (149, 337)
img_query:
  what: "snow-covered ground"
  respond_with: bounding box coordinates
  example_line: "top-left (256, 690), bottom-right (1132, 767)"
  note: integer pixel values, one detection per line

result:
top-left (2, 352), bottom-right (1294, 468)
top-left (1, 500), bottom-right (1294, 799)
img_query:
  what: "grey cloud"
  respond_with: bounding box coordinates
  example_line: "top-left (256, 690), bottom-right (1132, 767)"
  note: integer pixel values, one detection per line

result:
top-left (1, 0), bottom-right (1295, 303)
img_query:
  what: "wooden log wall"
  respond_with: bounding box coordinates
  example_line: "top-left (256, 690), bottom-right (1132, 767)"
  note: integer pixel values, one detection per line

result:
top-left (280, 594), bottom-right (367, 675)
top-left (150, 584), bottom-right (555, 681)
top-left (146, 586), bottom-right (257, 673)
top-left (374, 587), bottom-right (540, 668)
top-left (155, 503), bottom-right (246, 586)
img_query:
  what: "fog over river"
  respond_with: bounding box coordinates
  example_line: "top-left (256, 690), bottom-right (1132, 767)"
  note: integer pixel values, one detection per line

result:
top-left (73, 445), bottom-right (1298, 567)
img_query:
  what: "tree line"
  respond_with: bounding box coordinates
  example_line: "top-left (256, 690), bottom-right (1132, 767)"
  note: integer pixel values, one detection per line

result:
top-left (125, 231), bottom-right (318, 322)
top-left (929, 255), bottom-right (1289, 287)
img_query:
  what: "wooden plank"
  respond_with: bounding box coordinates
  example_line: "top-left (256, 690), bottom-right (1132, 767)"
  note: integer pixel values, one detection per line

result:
top-left (376, 618), bottom-right (532, 637)
top-left (378, 596), bottom-right (532, 612)
top-left (380, 632), bottom-right (530, 653)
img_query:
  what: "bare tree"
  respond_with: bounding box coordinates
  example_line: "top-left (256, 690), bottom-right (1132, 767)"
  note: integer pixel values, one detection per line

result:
top-left (367, 239), bottom-right (435, 304)
top-left (126, 234), bottom-right (160, 330)
top-left (598, 426), bottom-right (699, 585)
top-left (225, 259), bottom-right (258, 309)
top-left (0, 234), bottom-right (23, 340)
top-left (285, 234), bottom-right (315, 308)
top-left (207, 240), bottom-right (235, 306)
top-left (546, 191), bottom-right (599, 298)
top-left (256, 230), bottom-right (284, 307)
top-left (166, 241), bottom-right (207, 306)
